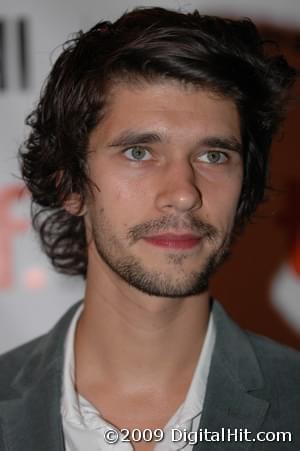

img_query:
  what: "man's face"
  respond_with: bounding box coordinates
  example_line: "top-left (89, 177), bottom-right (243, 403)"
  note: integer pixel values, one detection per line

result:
top-left (84, 81), bottom-right (243, 297)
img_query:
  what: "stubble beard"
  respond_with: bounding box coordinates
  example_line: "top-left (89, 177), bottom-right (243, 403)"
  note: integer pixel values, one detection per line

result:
top-left (90, 210), bottom-right (235, 298)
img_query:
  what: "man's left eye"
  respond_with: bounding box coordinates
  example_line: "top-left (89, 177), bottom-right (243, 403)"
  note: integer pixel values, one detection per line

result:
top-left (123, 146), bottom-right (151, 161)
top-left (198, 151), bottom-right (228, 164)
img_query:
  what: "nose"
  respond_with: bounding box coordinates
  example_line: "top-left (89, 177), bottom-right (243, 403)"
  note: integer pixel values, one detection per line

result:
top-left (155, 159), bottom-right (202, 214)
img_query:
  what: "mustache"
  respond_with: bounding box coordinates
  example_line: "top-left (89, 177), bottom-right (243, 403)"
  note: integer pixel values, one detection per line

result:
top-left (127, 215), bottom-right (219, 244)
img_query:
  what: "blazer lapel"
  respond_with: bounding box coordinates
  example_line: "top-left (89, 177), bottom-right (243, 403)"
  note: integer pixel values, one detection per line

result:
top-left (193, 300), bottom-right (269, 451)
top-left (0, 302), bottom-right (81, 451)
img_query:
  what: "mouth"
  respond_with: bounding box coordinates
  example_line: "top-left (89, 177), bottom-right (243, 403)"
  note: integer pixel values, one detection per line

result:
top-left (142, 233), bottom-right (202, 250)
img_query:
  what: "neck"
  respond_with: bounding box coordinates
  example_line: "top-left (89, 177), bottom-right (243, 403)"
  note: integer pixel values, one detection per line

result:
top-left (75, 255), bottom-right (211, 395)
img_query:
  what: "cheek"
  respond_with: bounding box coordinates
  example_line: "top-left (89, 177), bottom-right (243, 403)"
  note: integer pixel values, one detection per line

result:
top-left (201, 174), bottom-right (243, 225)
top-left (96, 173), bottom-right (150, 223)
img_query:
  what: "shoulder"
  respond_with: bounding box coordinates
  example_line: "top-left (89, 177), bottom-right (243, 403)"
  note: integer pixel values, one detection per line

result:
top-left (244, 329), bottom-right (300, 421)
top-left (212, 302), bottom-right (300, 437)
top-left (245, 329), bottom-right (300, 379)
top-left (247, 331), bottom-right (300, 436)
top-left (0, 301), bottom-right (81, 400)
top-left (212, 300), bottom-right (300, 412)
top-left (0, 334), bottom-right (46, 397)
top-left (213, 300), bottom-right (300, 380)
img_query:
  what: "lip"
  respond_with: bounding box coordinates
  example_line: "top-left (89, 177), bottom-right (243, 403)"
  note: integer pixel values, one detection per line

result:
top-left (142, 234), bottom-right (202, 249)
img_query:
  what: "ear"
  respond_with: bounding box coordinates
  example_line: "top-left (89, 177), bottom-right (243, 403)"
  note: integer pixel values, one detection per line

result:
top-left (63, 192), bottom-right (87, 216)
top-left (56, 170), bottom-right (87, 216)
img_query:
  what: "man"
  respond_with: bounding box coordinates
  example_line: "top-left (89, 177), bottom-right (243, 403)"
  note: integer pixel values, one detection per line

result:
top-left (0, 6), bottom-right (299, 450)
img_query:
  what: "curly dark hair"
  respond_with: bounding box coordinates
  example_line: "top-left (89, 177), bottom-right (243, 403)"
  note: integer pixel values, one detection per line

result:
top-left (19, 7), bottom-right (297, 278)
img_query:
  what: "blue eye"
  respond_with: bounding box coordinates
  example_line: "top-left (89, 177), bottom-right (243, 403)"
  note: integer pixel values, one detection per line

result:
top-left (199, 151), bottom-right (228, 164)
top-left (123, 146), bottom-right (151, 161)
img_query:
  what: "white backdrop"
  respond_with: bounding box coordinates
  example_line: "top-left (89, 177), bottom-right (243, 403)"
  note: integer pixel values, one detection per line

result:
top-left (1, 0), bottom-right (299, 353)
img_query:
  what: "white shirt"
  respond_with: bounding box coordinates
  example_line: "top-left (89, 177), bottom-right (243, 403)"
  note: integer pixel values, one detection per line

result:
top-left (61, 303), bottom-right (216, 450)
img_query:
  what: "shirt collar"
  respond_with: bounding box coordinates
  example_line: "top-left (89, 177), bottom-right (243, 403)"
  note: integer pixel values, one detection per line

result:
top-left (61, 303), bottom-right (85, 426)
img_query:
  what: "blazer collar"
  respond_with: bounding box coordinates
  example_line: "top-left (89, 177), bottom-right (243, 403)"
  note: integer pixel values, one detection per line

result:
top-left (193, 300), bottom-right (269, 451)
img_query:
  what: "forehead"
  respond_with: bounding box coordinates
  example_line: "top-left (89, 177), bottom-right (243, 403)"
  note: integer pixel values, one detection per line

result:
top-left (91, 80), bottom-right (241, 144)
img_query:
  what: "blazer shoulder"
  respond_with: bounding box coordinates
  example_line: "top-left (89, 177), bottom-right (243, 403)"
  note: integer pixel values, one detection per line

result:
top-left (0, 334), bottom-right (47, 398)
top-left (246, 330), bottom-right (300, 383)
top-left (0, 301), bottom-right (81, 401)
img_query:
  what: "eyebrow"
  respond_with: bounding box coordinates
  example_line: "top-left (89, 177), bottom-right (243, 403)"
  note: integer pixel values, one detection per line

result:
top-left (107, 129), bottom-right (242, 153)
top-left (200, 136), bottom-right (242, 153)
top-left (108, 130), bottom-right (163, 147)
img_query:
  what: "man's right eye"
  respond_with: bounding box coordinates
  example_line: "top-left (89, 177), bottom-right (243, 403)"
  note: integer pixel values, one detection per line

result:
top-left (123, 146), bottom-right (152, 161)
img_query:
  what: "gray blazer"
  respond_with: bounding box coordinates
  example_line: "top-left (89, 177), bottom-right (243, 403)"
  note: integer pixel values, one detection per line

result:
top-left (0, 300), bottom-right (299, 450)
